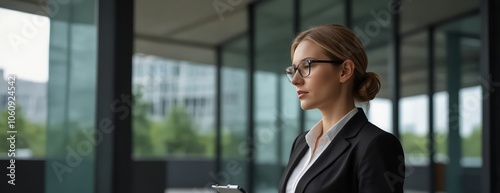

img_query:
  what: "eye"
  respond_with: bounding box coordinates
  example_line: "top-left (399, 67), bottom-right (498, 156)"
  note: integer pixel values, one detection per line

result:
top-left (303, 60), bottom-right (312, 67)
top-left (300, 63), bottom-right (310, 70)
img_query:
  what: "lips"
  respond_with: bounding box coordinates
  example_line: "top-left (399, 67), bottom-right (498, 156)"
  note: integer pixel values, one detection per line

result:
top-left (297, 91), bottom-right (308, 99)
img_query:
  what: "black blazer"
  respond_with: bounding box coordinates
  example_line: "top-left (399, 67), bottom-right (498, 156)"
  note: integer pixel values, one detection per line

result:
top-left (279, 109), bottom-right (405, 193)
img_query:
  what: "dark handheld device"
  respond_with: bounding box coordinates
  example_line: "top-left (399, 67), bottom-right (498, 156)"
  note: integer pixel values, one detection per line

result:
top-left (211, 184), bottom-right (247, 193)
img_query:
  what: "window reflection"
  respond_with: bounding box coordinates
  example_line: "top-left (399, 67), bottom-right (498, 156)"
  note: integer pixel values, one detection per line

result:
top-left (132, 54), bottom-right (215, 158)
top-left (221, 35), bottom-right (249, 187)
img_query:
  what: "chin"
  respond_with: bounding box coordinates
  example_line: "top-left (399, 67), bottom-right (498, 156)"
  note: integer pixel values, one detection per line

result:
top-left (300, 101), bottom-right (315, 110)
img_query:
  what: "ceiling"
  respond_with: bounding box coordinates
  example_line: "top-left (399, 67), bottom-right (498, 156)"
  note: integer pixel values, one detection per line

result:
top-left (134, 0), bottom-right (249, 65)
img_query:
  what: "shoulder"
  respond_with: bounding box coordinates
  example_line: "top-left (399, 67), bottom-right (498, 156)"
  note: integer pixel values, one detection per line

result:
top-left (350, 122), bottom-right (403, 158)
top-left (356, 122), bottom-right (399, 145)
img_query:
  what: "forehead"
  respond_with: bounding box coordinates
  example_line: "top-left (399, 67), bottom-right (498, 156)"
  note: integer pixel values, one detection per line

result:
top-left (292, 40), bottom-right (328, 63)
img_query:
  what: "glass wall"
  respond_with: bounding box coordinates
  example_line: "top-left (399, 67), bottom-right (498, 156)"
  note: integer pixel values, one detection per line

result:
top-left (434, 14), bottom-right (481, 193)
top-left (131, 54), bottom-right (217, 191)
top-left (132, 54), bottom-right (216, 158)
top-left (353, 0), bottom-right (393, 133)
top-left (221, 35), bottom-right (249, 188)
top-left (254, 0), bottom-right (297, 192)
top-left (44, 0), bottom-right (98, 192)
top-left (133, 1), bottom-right (221, 192)
top-left (400, 31), bottom-right (430, 192)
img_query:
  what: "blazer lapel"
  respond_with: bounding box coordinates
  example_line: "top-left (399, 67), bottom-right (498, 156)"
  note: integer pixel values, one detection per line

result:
top-left (279, 136), bottom-right (308, 193)
top-left (295, 109), bottom-right (368, 193)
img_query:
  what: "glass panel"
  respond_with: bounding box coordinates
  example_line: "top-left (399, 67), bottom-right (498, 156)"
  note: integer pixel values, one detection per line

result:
top-left (280, 75), bottom-right (300, 165)
top-left (300, 0), bottom-right (344, 31)
top-left (132, 54), bottom-right (216, 192)
top-left (364, 45), bottom-right (392, 133)
top-left (221, 35), bottom-right (249, 187)
top-left (43, 0), bottom-right (98, 192)
top-left (132, 55), bottom-right (216, 158)
top-left (434, 14), bottom-right (481, 193)
top-left (134, 1), bottom-right (242, 192)
top-left (352, 0), bottom-right (392, 50)
top-left (254, 0), bottom-right (297, 192)
top-left (400, 32), bottom-right (430, 192)
top-left (0, 8), bottom-right (49, 159)
top-left (352, 0), bottom-right (393, 132)
top-left (254, 71), bottom-right (279, 193)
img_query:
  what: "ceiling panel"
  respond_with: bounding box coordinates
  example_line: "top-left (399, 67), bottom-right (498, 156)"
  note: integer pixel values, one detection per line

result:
top-left (401, 0), bottom-right (479, 33)
top-left (134, 0), bottom-right (249, 63)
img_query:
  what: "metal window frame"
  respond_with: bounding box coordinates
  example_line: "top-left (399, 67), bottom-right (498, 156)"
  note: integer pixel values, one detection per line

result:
top-left (95, 0), bottom-right (133, 192)
top-left (480, 0), bottom-right (499, 192)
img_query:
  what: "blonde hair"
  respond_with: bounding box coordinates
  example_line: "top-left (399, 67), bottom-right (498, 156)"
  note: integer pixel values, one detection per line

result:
top-left (291, 24), bottom-right (381, 102)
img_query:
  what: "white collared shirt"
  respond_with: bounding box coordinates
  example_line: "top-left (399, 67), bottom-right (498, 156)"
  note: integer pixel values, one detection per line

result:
top-left (285, 108), bottom-right (358, 193)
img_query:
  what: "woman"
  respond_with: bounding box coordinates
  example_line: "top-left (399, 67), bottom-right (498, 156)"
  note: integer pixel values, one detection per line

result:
top-left (278, 24), bottom-right (405, 193)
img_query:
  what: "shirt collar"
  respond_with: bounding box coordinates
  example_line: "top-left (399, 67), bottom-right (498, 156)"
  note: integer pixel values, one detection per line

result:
top-left (305, 108), bottom-right (359, 147)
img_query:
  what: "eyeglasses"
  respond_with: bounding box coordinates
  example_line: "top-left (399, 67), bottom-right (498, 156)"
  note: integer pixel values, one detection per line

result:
top-left (285, 59), bottom-right (344, 82)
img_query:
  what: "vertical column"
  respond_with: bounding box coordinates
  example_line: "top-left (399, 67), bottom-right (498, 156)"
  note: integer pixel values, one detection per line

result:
top-left (276, 72), bottom-right (283, 168)
top-left (215, 46), bottom-right (222, 184)
top-left (246, 3), bottom-right (256, 193)
top-left (481, 0), bottom-right (500, 192)
top-left (345, 0), bottom-right (352, 27)
top-left (95, 0), bottom-right (133, 192)
top-left (293, 0), bottom-right (305, 134)
top-left (445, 32), bottom-right (462, 193)
top-left (428, 26), bottom-right (436, 193)
top-left (390, 0), bottom-right (401, 138)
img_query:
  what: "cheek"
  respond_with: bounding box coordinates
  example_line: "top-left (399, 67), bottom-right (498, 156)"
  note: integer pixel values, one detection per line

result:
top-left (316, 81), bottom-right (336, 97)
top-left (311, 70), bottom-right (337, 88)
top-left (312, 75), bottom-right (339, 97)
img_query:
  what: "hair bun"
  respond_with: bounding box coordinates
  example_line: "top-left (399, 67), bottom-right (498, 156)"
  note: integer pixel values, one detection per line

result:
top-left (356, 72), bottom-right (381, 102)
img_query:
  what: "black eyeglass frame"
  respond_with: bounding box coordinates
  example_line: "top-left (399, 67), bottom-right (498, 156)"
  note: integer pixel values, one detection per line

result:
top-left (285, 59), bottom-right (344, 82)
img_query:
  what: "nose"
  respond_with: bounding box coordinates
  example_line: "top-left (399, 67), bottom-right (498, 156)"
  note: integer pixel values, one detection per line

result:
top-left (291, 71), bottom-right (303, 86)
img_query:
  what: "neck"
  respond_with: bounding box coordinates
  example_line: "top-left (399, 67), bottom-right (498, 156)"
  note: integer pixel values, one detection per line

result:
top-left (318, 98), bottom-right (355, 136)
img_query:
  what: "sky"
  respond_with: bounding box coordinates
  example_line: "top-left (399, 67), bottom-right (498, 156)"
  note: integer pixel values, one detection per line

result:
top-left (0, 7), bottom-right (50, 83)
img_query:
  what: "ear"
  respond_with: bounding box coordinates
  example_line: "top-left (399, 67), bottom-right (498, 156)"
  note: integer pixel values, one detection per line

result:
top-left (339, 60), bottom-right (355, 83)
